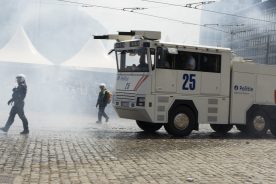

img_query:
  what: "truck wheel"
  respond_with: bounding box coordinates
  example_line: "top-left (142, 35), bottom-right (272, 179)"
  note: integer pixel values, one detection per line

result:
top-left (210, 124), bottom-right (233, 134)
top-left (136, 121), bottom-right (163, 133)
top-left (247, 110), bottom-right (269, 136)
top-left (164, 106), bottom-right (195, 137)
top-left (236, 125), bottom-right (249, 133)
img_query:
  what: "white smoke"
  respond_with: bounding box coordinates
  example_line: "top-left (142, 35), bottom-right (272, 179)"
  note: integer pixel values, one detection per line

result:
top-left (0, 0), bottom-right (117, 126)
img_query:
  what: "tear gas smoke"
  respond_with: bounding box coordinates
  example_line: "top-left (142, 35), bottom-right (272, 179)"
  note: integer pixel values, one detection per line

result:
top-left (0, 63), bottom-right (117, 120)
top-left (0, 0), bottom-right (117, 124)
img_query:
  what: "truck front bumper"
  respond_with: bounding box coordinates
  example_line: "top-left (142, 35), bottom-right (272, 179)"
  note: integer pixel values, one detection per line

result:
top-left (114, 107), bottom-right (153, 122)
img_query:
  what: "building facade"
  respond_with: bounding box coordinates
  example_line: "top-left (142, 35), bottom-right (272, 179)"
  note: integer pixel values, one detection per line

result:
top-left (200, 0), bottom-right (276, 64)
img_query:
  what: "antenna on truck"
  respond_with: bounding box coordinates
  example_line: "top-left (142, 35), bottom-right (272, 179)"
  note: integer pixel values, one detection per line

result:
top-left (94, 30), bottom-right (161, 41)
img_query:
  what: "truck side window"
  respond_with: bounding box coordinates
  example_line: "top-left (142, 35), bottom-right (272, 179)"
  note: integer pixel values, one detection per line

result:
top-left (175, 51), bottom-right (199, 71)
top-left (156, 48), bottom-right (173, 69)
top-left (150, 48), bottom-right (155, 70)
top-left (120, 51), bottom-right (126, 71)
top-left (164, 54), bottom-right (174, 69)
top-left (200, 54), bottom-right (221, 73)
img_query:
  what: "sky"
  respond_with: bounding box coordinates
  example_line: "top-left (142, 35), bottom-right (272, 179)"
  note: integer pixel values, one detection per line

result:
top-left (0, 0), bottom-right (206, 64)
top-left (80, 0), bottom-right (203, 44)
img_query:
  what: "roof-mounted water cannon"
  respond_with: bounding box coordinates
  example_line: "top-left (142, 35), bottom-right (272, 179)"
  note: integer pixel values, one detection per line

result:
top-left (119, 30), bottom-right (161, 40)
top-left (93, 34), bottom-right (133, 42)
top-left (93, 30), bottom-right (161, 42)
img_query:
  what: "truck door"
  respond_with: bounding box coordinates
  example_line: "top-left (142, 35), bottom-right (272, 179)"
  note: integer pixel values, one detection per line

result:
top-left (230, 63), bottom-right (256, 124)
top-left (199, 54), bottom-right (221, 95)
top-left (174, 51), bottom-right (201, 95)
top-left (155, 47), bottom-right (177, 93)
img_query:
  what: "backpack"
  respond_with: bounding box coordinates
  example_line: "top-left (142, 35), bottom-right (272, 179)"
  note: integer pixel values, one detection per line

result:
top-left (105, 90), bottom-right (112, 104)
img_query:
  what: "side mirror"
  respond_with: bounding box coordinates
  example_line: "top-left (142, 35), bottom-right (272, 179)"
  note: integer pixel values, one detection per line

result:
top-left (108, 49), bottom-right (115, 55)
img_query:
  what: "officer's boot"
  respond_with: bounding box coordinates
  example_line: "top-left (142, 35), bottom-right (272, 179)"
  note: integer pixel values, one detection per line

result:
top-left (19, 112), bottom-right (29, 135)
top-left (20, 130), bottom-right (29, 135)
top-left (0, 127), bottom-right (8, 133)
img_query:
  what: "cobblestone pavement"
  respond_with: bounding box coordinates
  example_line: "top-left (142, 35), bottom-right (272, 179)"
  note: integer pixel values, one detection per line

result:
top-left (0, 113), bottom-right (276, 184)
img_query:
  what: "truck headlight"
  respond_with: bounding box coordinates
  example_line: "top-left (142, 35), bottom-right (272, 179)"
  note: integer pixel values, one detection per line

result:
top-left (136, 97), bottom-right (145, 106)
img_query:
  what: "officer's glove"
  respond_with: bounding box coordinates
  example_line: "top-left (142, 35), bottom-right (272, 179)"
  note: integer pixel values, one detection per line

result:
top-left (7, 99), bottom-right (13, 106)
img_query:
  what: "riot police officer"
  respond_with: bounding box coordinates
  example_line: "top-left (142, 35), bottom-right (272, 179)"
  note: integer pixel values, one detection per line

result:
top-left (96, 83), bottom-right (109, 123)
top-left (0, 74), bottom-right (29, 134)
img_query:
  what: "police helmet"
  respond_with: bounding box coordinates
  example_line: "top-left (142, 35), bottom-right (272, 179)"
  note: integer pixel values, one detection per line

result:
top-left (99, 83), bottom-right (106, 88)
top-left (16, 74), bottom-right (26, 82)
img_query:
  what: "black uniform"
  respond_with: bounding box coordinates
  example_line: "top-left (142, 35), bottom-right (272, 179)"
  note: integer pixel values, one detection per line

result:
top-left (96, 90), bottom-right (109, 122)
top-left (3, 82), bottom-right (29, 132)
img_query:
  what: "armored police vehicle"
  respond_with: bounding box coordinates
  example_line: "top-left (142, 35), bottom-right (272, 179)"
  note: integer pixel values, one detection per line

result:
top-left (95, 30), bottom-right (276, 137)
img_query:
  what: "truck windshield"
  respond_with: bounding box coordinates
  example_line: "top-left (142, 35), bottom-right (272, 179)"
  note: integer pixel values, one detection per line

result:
top-left (117, 48), bottom-right (149, 72)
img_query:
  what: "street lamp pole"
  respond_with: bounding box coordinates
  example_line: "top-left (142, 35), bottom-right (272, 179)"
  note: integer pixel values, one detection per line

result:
top-left (265, 34), bottom-right (270, 64)
top-left (230, 31), bottom-right (234, 49)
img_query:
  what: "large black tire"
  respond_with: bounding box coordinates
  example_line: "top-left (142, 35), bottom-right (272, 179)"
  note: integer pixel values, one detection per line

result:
top-left (136, 121), bottom-right (163, 133)
top-left (164, 106), bottom-right (195, 137)
top-left (210, 124), bottom-right (233, 134)
top-left (247, 110), bottom-right (269, 136)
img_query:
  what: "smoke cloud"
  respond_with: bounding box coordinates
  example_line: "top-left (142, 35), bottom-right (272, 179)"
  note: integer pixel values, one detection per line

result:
top-left (0, 0), bottom-right (117, 126)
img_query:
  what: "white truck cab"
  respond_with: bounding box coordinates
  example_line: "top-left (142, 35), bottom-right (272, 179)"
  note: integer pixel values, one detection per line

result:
top-left (95, 30), bottom-right (276, 137)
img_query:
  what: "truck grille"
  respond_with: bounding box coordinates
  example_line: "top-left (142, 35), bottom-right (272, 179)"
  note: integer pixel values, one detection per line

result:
top-left (115, 92), bottom-right (136, 101)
